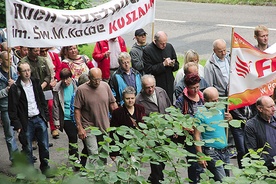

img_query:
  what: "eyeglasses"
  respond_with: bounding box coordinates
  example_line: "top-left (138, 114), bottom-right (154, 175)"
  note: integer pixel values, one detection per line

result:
top-left (91, 78), bottom-right (102, 82)
top-left (20, 69), bottom-right (31, 73)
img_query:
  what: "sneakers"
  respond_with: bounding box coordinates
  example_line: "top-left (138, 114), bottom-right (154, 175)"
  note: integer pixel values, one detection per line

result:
top-left (229, 147), bottom-right (237, 159)
top-left (52, 129), bottom-right (59, 139)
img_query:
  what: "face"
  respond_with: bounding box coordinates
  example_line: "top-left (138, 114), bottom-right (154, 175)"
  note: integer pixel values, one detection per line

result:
top-left (120, 57), bottom-right (131, 73)
top-left (187, 56), bottom-right (199, 64)
top-left (214, 42), bottom-right (226, 60)
top-left (136, 34), bottom-right (147, 45)
top-left (89, 70), bottom-right (102, 88)
top-left (39, 48), bottom-right (48, 57)
top-left (29, 48), bottom-right (40, 58)
top-left (123, 93), bottom-right (136, 108)
top-left (1, 53), bottom-right (12, 67)
top-left (258, 97), bottom-right (276, 121)
top-left (67, 45), bottom-right (78, 59)
top-left (61, 77), bottom-right (72, 87)
top-left (20, 47), bottom-right (28, 57)
top-left (205, 91), bottom-right (219, 102)
top-left (255, 30), bottom-right (269, 46)
top-left (155, 36), bottom-right (167, 50)
top-left (143, 78), bottom-right (155, 96)
top-left (18, 63), bottom-right (31, 81)
top-left (187, 83), bottom-right (200, 96)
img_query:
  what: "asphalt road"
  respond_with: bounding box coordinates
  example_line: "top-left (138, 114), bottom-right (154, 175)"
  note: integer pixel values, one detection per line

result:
top-left (123, 0), bottom-right (276, 60)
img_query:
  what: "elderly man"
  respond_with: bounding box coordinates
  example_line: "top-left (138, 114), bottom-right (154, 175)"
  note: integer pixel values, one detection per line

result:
top-left (0, 51), bottom-right (19, 163)
top-left (245, 96), bottom-right (276, 170)
top-left (143, 31), bottom-right (179, 103)
top-left (194, 87), bottom-right (232, 182)
top-left (109, 52), bottom-right (142, 106)
top-left (204, 39), bottom-right (230, 97)
top-left (130, 28), bottom-right (148, 74)
top-left (136, 74), bottom-right (171, 184)
top-left (74, 68), bottom-right (118, 167)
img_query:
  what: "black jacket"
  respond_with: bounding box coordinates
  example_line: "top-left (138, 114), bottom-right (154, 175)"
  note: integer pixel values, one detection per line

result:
top-left (8, 77), bottom-right (49, 132)
top-left (245, 113), bottom-right (276, 170)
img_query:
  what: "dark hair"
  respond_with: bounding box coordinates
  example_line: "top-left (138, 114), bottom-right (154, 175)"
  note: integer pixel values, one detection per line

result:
top-left (184, 73), bottom-right (201, 87)
top-left (60, 68), bottom-right (72, 80)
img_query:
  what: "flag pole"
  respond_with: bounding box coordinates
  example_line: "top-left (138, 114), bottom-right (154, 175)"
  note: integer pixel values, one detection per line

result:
top-left (151, 22), bottom-right (155, 42)
top-left (226, 27), bottom-right (235, 142)
top-left (7, 47), bottom-right (11, 79)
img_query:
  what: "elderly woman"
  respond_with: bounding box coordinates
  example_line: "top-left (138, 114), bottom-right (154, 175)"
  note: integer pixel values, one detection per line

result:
top-left (174, 73), bottom-right (204, 184)
top-left (53, 68), bottom-right (78, 160)
top-left (110, 86), bottom-right (145, 161)
top-left (61, 45), bottom-right (94, 82)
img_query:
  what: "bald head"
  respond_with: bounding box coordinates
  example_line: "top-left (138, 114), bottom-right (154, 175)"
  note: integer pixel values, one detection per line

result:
top-left (88, 68), bottom-right (102, 88)
top-left (256, 96), bottom-right (276, 121)
top-left (213, 39), bottom-right (227, 60)
top-left (203, 87), bottom-right (219, 102)
top-left (154, 31), bottom-right (168, 50)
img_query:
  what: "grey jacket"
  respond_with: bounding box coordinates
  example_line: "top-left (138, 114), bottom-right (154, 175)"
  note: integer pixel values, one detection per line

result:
top-left (52, 80), bottom-right (77, 131)
top-left (204, 53), bottom-right (230, 97)
top-left (129, 42), bottom-right (148, 74)
top-left (136, 87), bottom-right (171, 116)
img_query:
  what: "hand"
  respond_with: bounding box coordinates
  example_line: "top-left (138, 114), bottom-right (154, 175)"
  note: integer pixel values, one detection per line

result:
top-left (55, 125), bottom-right (60, 129)
top-left (163, 58), bottom-right (175, 67)
top-left (104, 51), bottom-right (111, 58)
top-left (17, 129), bottom-right (21, 134)
top-left (77, 127), bottom-right (87, 140)
top-left (50, 79), bottom-right (57, 88)
top-left (224, 112), bottom-right (233, 122)
top-left (8, 79), bottom-right (15, 87)
top-left (198, 160), bottom-right (208, 168)
top-left (110, 156), bottom-right (116, 161)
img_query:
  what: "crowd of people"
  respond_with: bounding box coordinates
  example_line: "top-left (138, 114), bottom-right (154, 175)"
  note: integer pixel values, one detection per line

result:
top-left (0, 24), bottom-right (275, 183)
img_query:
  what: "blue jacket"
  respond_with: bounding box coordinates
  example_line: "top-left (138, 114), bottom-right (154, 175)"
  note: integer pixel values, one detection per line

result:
top-left (0, 66), bottom-right (18, 111)
top-left (109, 67), bottom-right (142, 106)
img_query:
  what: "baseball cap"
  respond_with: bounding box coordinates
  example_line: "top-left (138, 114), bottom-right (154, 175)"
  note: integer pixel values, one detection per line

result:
top-left (135, 28), bottom-right (147, 36)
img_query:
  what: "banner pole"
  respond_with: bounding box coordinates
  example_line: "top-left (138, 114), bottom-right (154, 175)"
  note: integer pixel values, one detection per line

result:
top-left (151, 22), bottom-right (155, 42)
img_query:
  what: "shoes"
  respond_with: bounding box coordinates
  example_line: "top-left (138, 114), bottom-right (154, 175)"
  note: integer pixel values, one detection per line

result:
top-left (42, 168), bottom-right (55, 178)
top-left (229, 147), bottom-right (237, 159)
top-left (52, 129), bottom-right (59, 139)
top-left (49, 143), bottom-right (53, 147)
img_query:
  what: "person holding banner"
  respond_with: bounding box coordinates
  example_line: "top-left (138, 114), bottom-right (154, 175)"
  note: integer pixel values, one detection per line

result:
top-left (61, 45), bottom-right (94, 83)
top-left (0, 51), bottom-right (19, 163)
top-left (254, 25), bottom-right (269, 52)
top-left (194, 87), bottom-right (232, 182)
top-left (143, 31), bottom-right (179, 103)
top-left (245, 96), bottom-right (276, 170)
top-left (204, 39), bottom-right (230, 97)
top-left (92, 36), bottom-right (127, 82)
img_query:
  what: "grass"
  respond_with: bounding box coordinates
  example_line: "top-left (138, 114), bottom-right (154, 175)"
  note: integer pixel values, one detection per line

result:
top-left (175, 0), bottom-right (276, 6)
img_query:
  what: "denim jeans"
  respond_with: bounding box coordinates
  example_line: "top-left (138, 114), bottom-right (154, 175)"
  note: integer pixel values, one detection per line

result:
top-left (203, 147), bottom-right (230, 182)
top-left (19, 116), bottom-right (49, 172)
top-left (1, 111), bottom-right (18, 161)
top-left (186, 144), bottom-right (204, 183)
top-left (230, 126), bottom-right (247, 168)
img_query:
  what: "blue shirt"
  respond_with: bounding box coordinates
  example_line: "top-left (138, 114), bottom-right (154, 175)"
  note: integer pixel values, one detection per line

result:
top-left (196, 108), bottom-right (227, 149)
top-left (63, 83), bottom-right (74, 120)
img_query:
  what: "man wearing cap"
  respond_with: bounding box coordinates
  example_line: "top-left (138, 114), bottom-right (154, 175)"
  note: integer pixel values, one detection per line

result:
top-left (130, 28), bottom-right (148, 75)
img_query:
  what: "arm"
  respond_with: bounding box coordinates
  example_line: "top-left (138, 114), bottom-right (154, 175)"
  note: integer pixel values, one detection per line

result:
top-left (52, 90), bottom-right (60, 127)
top-left (109, 101), bottom-right (118, 113)
top-left (130, 49), bottom-right (144, 71)
top-left (8, 84), bottom-right (22, 131)
top-left (92, 42), bottom-right (107, 63)
top-left (194, 128), bottom-right (208, 168)
top-left (74, 107), bottom-right (86, 140)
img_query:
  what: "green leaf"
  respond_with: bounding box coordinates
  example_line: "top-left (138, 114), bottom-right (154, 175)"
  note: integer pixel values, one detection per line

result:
top-left (117, 171), bottom-right (129, 180)
top-left (164, 129), bottom-right (174, 136)
top-left (244, 167), bottom-right (257, 175)
top-left (138, 122), bottom-right (148, 129)
top-left (218, 122), bottom-right (229, 128)
top-left (215, 160), bottom-right (224, 167)
top-left (90, 129), bottom-right (102, 136)
top-left (229, 120), bottom-right (242, 128)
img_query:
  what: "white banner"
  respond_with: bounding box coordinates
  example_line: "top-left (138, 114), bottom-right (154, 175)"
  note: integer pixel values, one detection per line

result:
top-left (6, 0), bottom-right (155, 47)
